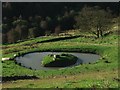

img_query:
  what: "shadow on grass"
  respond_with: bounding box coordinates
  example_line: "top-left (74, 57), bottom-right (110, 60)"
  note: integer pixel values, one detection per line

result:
top-left (2, 75), bottom-right (39, 82)
top-left (38, 35), bottom-right (81, 43)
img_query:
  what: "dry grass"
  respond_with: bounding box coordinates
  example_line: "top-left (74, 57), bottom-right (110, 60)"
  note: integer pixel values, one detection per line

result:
top-left (2, 70), bottom-right (118, 88)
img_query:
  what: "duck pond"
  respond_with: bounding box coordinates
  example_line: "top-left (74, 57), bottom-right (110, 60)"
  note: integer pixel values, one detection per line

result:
top-left (15, 52), bottom-right (100, 70)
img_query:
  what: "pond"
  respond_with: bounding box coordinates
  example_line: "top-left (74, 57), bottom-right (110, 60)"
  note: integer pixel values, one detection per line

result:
top-left (15, 52), bottom-right (100, 70)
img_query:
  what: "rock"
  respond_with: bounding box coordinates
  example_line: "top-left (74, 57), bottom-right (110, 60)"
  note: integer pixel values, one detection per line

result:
top-left (53, 55), bottom-right (56, 58)
top-left (14, 54), bottom-right (17, 57)
top-left (2, 58), bottom-right (10, 61)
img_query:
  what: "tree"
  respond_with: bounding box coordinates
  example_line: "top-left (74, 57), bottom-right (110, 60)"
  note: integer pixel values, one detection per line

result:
top-left (60, 10), bottom-right (76, 31)
top-left (7, 29), bottom-right (19, 43)
top-left (12, 19), bottom-right (28, 40)
top-left (45, 30), bottom-right (51, 36)
top-left (40, 20), bottom-right (48, 35)
top-left (2, 24), bottom-right (9, 34)
top-left (40, 20), bottom-right (48, 30)
top-left (54, 25), bottom-right (61, 35)
top-left (75, 6), bottom-right (113, 38)
top-left (2, 34), bottom-right (8, 43)
top-left (12, 19), bottom-right (28, 27)
top-left (20, 25), bottom-right (28, 39)
top-left (45, 16), bottom-right (52, 30)
top-left (28, 27), bottom-right (39, 38)
top-left (34, 15), bottom-right (42, 24)
top-left (14, 25), bottom-right (22, 40)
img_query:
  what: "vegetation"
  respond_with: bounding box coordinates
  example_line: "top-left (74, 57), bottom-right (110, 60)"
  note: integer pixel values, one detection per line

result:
top-left (2, 70), bottom-right (118, 88)
top-left (2, 2), bottom-right (118, 43)
top-left (1, 2), bottom-right (119, 89)
top-left (42, 53), bottom-right (78, 67)
top-left (75, 6), bottom-right (113, 38)
top-left (2, 30), bottom-right (119, 88)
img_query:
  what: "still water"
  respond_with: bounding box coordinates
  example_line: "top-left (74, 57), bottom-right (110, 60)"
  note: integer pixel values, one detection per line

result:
top-left (15, 52), bottom-right (100, 70)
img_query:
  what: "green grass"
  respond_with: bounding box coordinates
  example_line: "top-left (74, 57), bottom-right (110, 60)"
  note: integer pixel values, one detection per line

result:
top-left (3, 70), bottom-right (118, 88)
top-left (42, 53), bottom-right (78, 67)
top-left (2, 32), bottom-right (119, 88)
top-left (42, 54), bottom-right (54, 66)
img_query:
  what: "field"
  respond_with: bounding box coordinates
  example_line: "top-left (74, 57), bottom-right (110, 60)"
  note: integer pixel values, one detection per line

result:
top-left (2, 30), bottom-right (119, 88)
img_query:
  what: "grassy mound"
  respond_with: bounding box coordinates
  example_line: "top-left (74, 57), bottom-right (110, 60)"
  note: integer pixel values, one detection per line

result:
top-left (41, 53), bottom-right (78, 67)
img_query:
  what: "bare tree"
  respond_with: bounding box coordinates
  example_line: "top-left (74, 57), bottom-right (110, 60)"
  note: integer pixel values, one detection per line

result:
top-left (75, 6), bottom-right (113, 38)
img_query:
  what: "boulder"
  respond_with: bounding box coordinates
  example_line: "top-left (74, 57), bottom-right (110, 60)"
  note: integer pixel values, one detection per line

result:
top-left (2, 58), bottom-right (10, 61)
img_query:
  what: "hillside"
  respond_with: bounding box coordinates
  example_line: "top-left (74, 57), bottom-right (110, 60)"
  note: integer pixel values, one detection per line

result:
top-left (2, 29), bottom-right (119, 88)
top-left (1, 2), bottom-right (119, 89)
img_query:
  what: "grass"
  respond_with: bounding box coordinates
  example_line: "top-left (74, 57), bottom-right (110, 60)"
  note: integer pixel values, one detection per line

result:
top-left (2, 70), bottom-right (118, 88)
top-left (41, 54), bottom-right (54, 66)
top-left (2, 31), bottom-right (119, 88)
top-left (42, 53), bottom-right (78, 67)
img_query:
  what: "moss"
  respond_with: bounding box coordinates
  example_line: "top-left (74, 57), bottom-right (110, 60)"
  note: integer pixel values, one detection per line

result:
top-left (41, 53), bottom-right (78, 67)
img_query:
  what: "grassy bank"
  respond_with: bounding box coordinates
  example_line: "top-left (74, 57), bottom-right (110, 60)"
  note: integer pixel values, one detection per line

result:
top-left (2, 33), bottom-right (119, 88)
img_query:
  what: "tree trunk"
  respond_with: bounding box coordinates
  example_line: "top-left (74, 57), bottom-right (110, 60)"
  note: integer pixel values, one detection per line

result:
top-left (96, 27), bottom-right (100, 38)
top-left (100, 29), bottom-right (103, 37)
